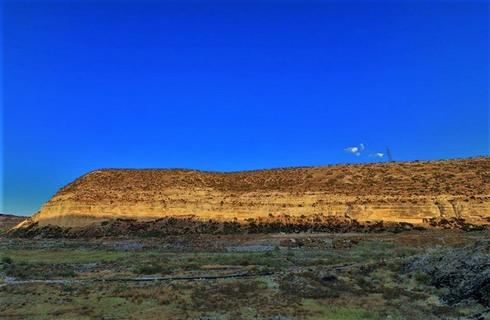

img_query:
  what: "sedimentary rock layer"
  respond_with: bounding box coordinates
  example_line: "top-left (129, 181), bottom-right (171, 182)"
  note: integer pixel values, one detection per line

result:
top-left (15, 157), bottom-right (490, 228)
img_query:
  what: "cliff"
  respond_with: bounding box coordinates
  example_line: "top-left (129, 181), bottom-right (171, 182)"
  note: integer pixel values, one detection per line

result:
top-left (14, 157), bottom-right (490, 231)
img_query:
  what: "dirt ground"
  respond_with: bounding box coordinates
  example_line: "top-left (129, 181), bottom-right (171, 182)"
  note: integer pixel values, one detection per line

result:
top-left (1, 230), bottom-right (489, 319)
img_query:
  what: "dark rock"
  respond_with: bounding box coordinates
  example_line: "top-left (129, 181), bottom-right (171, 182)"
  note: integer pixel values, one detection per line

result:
top-left (404, 240), bottom-right (490, 306)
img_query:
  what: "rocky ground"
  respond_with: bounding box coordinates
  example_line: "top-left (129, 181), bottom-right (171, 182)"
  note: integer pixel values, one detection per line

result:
top-left (9, 215), bottom-right (487, 239)
top-left (1, 230), bottom-right (489, 319)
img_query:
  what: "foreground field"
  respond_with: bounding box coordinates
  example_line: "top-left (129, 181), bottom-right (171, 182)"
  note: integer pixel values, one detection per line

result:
top-left (1, 231), bottom-right (489, 319)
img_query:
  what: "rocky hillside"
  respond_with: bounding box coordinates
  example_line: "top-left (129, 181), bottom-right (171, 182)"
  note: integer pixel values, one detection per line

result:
top-left (13, 157), bottom-right (490, 231)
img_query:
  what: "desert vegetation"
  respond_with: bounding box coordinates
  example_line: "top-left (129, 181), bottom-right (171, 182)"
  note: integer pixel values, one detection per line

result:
top-left (1, 230), bottom-right (489, 319)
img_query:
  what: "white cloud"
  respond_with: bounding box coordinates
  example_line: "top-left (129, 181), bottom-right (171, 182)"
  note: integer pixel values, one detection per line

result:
top-left (344, 143), bottom-right (365, 156)
top-left (369, 152), bottom-right (384, 158)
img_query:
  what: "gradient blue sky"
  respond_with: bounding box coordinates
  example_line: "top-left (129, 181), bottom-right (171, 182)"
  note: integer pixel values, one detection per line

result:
top-left (1, 0), bottom-right (489, 215)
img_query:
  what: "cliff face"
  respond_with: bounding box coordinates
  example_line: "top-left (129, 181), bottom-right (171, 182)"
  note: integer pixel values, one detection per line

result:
top-left (19, 157), bottom-right (490, 228)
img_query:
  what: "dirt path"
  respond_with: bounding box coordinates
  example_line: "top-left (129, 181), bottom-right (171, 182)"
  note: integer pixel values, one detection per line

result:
top-left (0, 271), bottom-right (274, 287)
top-left (0, 256), bottom-right (409, 288)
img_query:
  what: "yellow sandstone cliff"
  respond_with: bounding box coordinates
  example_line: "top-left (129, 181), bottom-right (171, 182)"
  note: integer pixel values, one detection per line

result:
top-left (17, 157), bottom-right (490, 228)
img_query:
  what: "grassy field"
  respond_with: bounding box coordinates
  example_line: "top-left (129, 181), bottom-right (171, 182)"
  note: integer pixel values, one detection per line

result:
top-left (1, 230), bottom-right (489, 319)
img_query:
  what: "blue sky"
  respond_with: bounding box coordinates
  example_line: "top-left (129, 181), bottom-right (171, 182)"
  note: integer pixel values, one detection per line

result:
top-left (1, 0), bottom-right (489, 215)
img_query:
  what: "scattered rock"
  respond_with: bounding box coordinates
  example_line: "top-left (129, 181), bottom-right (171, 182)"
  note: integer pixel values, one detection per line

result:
top-left (404, 240), bottom-right (490, 306)
top-left (424, 217), bottom-right (488, 231)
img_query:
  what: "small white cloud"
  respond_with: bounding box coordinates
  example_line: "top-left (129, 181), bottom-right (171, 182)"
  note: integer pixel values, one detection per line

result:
top-left (344, 146), bottom-right (359, 154)
top-left (344, 143), bottom-right (364, 156)
top-left (369, 152), bottom-right (384, 158)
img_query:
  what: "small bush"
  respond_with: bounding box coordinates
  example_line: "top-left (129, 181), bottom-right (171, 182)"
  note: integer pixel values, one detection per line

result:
top-left (414, 271), bottom-right (431, 284)
top-left (1, 256), bottom-right (13, 264)
top-left (134, 263), bottom-right (172, 275)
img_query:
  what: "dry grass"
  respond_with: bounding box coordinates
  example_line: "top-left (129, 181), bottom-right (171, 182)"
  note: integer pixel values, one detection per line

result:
top-left (61, 157), bottom-right (490, 197)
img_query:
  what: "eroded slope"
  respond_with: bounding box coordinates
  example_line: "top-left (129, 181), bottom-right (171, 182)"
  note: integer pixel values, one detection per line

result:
top-left (17, 157), bottom-right (490, 228)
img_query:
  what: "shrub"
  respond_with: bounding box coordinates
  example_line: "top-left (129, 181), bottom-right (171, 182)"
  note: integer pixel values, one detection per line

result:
top-left (134, 263), bottom-right (172, 275)
top-left (1, 256), bottom-right (13, 264)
